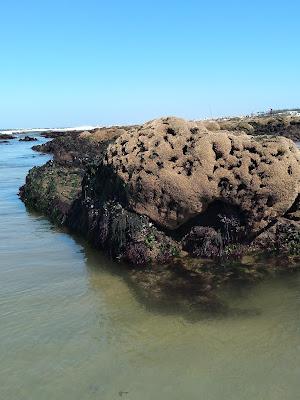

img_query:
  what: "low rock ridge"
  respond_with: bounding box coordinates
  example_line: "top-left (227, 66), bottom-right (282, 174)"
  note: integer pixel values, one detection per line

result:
top-left (206, 113), bottom-right (300, 141)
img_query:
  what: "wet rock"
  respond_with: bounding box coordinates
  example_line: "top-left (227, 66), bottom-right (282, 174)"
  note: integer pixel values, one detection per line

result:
top-left (123, 242), bottom-right (150, 267)
top-left (19, 136), bottom-right (38, 142)
top-left (253, 217), bottom-right (300, 255)
top-left (32, 133), bottom-right (112, 167)
top-left (19, 161), bottom-right (82, 224)
top-left (67, 197), bottom-right (180, 265)
top-left (0, 134), bottom-right (16, 140)
top-left (182, 226), bottom-right (223, 258)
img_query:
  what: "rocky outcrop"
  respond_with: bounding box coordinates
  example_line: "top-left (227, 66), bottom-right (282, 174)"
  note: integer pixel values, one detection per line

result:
top-left (19, 136), bottom-right (37, 142)
top-left (21, 117), bottom-right (300, 263)
top-left (0, 134), bottom-right (16, 141)
top-left (32, 130), bottom-right (118, 166)
top-left (215, 114), bottom-right (300, 141)
top-left (105, 117), bottom-right (300, 235)
top-left (20, 116), bottom-right (300, 311)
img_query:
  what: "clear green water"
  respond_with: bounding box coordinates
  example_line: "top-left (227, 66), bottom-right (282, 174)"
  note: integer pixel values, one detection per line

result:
top-left (1, 137), bottom-right (300, 400)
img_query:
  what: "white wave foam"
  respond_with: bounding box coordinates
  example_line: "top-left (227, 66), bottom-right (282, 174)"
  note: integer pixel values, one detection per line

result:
top-left (0, 126), bottom-right (100, 135)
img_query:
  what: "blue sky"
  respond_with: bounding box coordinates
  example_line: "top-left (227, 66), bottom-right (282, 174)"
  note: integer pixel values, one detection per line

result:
top-left (0, 0), bottom-right (299, 128)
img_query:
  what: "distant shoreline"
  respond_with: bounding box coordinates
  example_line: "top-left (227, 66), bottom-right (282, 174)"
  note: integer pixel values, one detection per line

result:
top-left (0, 125), bottom-right (100, 136)
top-left (2, 108), bottom-right (300, 136)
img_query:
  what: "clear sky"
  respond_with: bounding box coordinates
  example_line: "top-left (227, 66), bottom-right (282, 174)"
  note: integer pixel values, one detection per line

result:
top-left (0, 0), bottom-right (299, 128)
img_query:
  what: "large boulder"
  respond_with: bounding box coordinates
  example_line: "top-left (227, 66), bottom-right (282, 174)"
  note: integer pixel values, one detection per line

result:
top-left (104, 117), bottom-right (300, 234)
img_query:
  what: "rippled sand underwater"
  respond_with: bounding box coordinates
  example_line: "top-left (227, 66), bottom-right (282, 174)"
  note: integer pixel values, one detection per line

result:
top-left (0, 136), bottom-right (300, 400)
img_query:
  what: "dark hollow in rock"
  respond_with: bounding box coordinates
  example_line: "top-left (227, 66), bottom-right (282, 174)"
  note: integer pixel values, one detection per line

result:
top-left (171, 200), bottom-right (248, 243)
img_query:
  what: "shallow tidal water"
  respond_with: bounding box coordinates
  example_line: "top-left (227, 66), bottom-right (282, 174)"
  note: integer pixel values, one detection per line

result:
top-left (1, 136), bottom-right (300, 400)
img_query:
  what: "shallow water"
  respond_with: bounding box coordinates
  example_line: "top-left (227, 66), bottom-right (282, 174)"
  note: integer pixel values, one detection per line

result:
top-left (0, 137), bottom-right (300, 400)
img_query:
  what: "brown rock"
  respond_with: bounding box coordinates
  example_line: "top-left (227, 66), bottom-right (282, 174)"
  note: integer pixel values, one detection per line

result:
top-left (105, 117), bottom-right (300, 234)
top-left (79, 127), bottom-right (127, 143)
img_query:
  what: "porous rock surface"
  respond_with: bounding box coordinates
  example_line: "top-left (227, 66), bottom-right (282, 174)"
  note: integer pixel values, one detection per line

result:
top-left (79, 127), bottom-right (127, 143)
top-left (105, 117), bottom-right (300, 233)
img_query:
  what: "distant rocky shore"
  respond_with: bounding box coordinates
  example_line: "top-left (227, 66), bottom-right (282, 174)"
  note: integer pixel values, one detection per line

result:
top-left (0, 133), bottom-right (16, 141)
top-left (19, 113), bottom-right (300, 310)
top-left (216, 112), bottom-right (300, 141)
